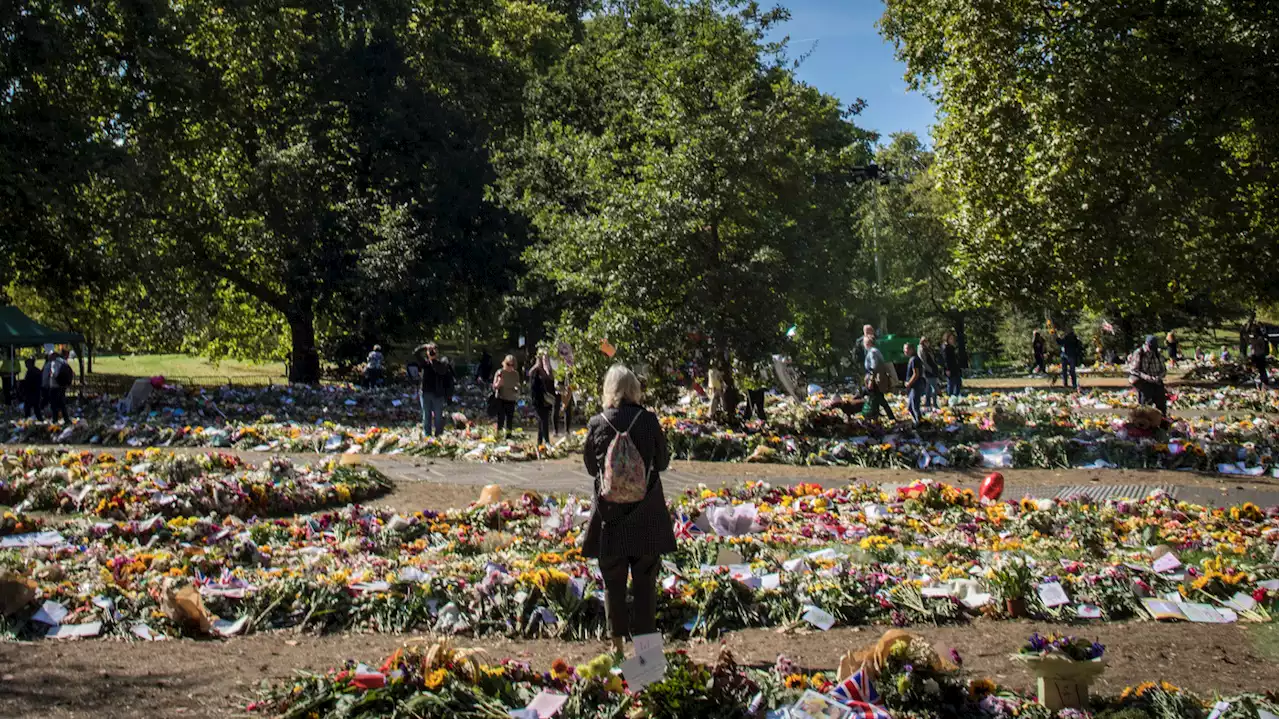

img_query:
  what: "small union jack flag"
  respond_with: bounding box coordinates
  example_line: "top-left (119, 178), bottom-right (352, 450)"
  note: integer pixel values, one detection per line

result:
top-left (831, 665), bottom-right (880, 705)
top-left (673, 514), bottom-right (702, 540)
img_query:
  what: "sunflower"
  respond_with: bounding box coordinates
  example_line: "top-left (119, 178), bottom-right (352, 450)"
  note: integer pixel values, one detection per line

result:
top-left (968, 678), bottom-right (996, 699)
top-left (784, 674), bottom-right (806, 689)
top-left (551, 658), bottom-right (573, 680)
top-left (423, 668), bottom-right (448, 690)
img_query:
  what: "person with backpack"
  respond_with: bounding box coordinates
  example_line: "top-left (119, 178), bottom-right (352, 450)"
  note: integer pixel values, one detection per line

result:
top-left (41, 350), bottom-right (72, 422)
top-left (581, 364), bottom-right (676, 655)
top-left (862, 336), bottom-right (895, 422)
top-left (413, 342), bottom-right (454, 436)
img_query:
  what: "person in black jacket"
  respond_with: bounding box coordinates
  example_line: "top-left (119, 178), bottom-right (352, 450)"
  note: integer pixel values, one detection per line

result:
top-left (413, 343), bottom-right (454, 436)
top-left (1057, 329), bottom-right (1083, 390)
top-left (942, 332), bottom-right (963, 397)
top-left (530, 354), bottom-right (555, 445)
top-left (582, 364), bottom-right (676, 655)
top-left (475, 351), bottom-right (493, 388)
top-left (1031, 330), bottom-right (1047, 374)
top-left (20, 357), bottom-right (42, 420)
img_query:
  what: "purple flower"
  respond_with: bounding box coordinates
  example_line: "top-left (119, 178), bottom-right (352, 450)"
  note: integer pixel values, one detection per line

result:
top-left (903, 664), bottom-right (914, 674)
top-left (949, 648), bottom-right (963, 667)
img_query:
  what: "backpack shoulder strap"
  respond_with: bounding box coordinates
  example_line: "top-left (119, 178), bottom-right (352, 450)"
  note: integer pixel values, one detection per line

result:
top-left (622, 408), bottom-right (645, 434)
top-left (599, 412), bottom-right (618, 433)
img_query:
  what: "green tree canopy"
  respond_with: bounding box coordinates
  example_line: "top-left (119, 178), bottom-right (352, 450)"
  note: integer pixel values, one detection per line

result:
top-left (880, 0), bottom-right (1278, 317)
top-left (494, 0), bottom-right (874, 389)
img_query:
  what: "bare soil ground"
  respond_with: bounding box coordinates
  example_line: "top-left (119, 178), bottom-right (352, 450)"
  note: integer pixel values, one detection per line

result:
top-left (0, 621), bottom-right (1272, 718)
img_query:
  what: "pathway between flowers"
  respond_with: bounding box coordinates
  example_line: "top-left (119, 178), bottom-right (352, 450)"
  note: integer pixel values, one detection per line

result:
top-left (0, 620), bottom-right (1271, 718)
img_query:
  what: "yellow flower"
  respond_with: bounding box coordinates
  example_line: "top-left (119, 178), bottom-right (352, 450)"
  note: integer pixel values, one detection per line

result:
top-left (784, 674), bottom-right (806, 689)
top-left (424, 668), bottom-right (448, 689)
top-left (969, 678), bottom-right (996, 698)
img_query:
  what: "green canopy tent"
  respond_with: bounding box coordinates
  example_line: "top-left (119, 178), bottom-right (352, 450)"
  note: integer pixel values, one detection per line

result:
top-left (0, 306), bottom-right (86, 401)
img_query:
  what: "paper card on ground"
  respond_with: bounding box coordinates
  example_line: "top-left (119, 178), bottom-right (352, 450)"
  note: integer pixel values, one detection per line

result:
top-left (727, 564), bottom-right (754, 579)
top-left (1142, 598), bottom-right (1187, 621)
top-left (130, 623), bottom-right (165, 641)
top-left (211, 616), bottom-right (249, 636)
top-left (782, 558), bottom-right (808, 573)
top-left (760, 573), bottom-right (782, 590)
top-left (45, 621), bottom-right (102, 639)
top-left (789, 689), bottom-right (852, 719)
top-left (32, 600), bottom-right (68, 626)
top-left (632, 632), bottom-right (663, 656)
top-left (1180, 602), bottom-right (1232, 624)
top-left (1259, 579), bottom-right (1280, 591)
top-left (621, 649), bottom-right (667, 692)
top-left (1152, 553), bottom-right (1181, 573)
top-left (1257, 709), bottom-right (1279, 719)
top-left (525, 690), bottom-right (569, 718)
top-left (1225, 592), bottom-right (1257, 612)
top-left (1037, 581), bottom-right (1069, 608)
top-left (960, 592), bottom-right (992, 609)
top-left (715, 548), bottom-right (744, 566)
top-left (806, 548), bottom-right (838, 561)
top-left (801, 605), bottom-right (836, 631)
top-left (921, 586), bottom-right (954, 598)
top-left (1075, 604), bottom-right (1102, 618)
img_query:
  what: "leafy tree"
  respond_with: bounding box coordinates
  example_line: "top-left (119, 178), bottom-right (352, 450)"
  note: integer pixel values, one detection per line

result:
top-left (880, 0), bottom-right (1278, 318)
top-left (493, 0), bottom-right (874, 393)
top-left (5, 0), bottom-right (579, 381)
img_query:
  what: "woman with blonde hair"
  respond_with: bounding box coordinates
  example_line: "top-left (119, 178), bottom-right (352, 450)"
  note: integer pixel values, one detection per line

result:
top-left (581, 364), bottom-right (676, 654)
top-left (492, 354), bottom-right (520, 437)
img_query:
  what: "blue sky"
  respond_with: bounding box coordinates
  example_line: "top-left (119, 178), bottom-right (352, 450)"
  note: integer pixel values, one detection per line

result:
top-left (764, 0), bottom-right (936, 144)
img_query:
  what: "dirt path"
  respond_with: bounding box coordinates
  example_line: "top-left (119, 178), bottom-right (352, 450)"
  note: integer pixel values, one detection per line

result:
top-left (0, 622), bottom-right (1271, 718)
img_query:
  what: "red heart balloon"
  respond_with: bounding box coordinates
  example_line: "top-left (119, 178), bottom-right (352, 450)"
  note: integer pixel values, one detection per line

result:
top-left (979, 472), bottom-right (1005, 501)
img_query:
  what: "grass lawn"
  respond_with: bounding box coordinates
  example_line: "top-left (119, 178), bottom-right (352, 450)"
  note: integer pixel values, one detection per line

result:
top-left (1247, 623), bottom-right (1279, 663)
top-left (89, 354), bottom-right (286, 383)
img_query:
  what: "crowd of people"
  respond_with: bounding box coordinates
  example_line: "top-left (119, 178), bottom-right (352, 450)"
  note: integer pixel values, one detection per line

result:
top-left (8, 349), bottom-right (76, 421)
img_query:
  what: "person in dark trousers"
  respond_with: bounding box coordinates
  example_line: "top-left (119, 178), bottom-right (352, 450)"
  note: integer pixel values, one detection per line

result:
top-left (1031, 330), bottom-right (1047, 374)
top-left (862, 336), bottom-right (895, 421)
top-left (1165, 331), bottom-right (1180, 368)
top-left (530, 354), bottom-right (555, 445)
top-left (942, 332), bottom-right (963, 397)
top-left (904, 343), bottom-right (924, 426)
top-left (1249, 327), bottom-right (1271, 386)
top-left (1057, 329), bottom-right (1083, 390)
top-left (413, 342), bottom-right (454, 436)
top-left (41, 350), bottom-right (72, 422)
top-left (20, 357), bottom-right (42, 420)
top-left (492, 354), bottom-right (520, 437)
top-left (475, 351), bottom-right (494, 388)
top-left (1127, 335), bottom-right (1168, 416)
top-left (917, 336), bottom-right (940, 409)
top-left (581, 365), bottom-right (676, 656)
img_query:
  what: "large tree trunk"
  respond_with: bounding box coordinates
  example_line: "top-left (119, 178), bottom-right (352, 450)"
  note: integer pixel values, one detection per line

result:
top-left (287, 308), bottom-right (321, 384)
